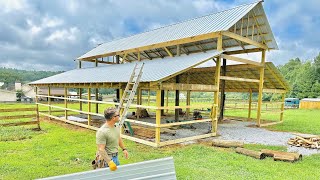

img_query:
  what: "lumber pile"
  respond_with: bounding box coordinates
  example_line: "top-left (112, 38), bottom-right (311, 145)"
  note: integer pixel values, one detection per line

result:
top-left (261, 149), bottom-right (302, 162)
top-left (288, 136), bottom-right (320, 149)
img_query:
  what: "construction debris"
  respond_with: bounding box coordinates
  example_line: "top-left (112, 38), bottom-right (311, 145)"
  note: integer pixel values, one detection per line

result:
top-left (212, 140), bottom-right (244, 148)
top-left (288, 136), bottom-right (320, 149)
top-left (235, 147), bottom-right (266, 159)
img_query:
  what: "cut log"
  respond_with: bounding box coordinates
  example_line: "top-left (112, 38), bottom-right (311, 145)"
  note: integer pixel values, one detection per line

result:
top-left (235, 147), bottom-right (266, 159)
top-left (261, 149), bottom-right (302, 161)
top-left (274, 153), bottom-right (297, 162)
top-left (212, 140), bottom-right (244, 148)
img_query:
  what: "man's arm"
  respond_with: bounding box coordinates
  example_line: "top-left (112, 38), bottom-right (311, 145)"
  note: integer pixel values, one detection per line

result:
top-left (97, 144), bottom-right (111, 163)
top-left (119, 138), bottom-right (129, 159)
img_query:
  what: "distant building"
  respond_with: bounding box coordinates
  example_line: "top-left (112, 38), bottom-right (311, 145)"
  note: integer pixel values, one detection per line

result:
top-left (284, 98), bottom-right (299, 108)
top-left (0, 89), bottom-right (17, 102)
top-left (300, 98), bottom-right (320, 109)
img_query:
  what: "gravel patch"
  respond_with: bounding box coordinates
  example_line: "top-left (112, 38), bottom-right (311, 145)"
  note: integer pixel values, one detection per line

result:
top-left (162, 120), bottom-right (320, 156)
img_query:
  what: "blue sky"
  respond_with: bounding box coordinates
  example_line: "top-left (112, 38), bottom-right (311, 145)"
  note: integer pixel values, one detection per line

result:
top-left (0, 0), bottom-right (319, 71)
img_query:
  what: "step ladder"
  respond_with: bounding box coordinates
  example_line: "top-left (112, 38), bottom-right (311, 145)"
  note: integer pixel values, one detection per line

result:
top-left (117, 63), bottom-right (144, 135)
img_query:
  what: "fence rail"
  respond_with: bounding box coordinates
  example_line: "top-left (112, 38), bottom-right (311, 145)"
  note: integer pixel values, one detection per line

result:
top-left (0, 107), bottom-right (39, 128)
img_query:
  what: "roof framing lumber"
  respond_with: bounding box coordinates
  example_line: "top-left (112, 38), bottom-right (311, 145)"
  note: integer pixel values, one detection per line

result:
top-left (220, 76), bottom-right (260, 83)
top-left (222, 31), bottom-right (268, 50)
top-left (220, 54), bottom-right (262, 66)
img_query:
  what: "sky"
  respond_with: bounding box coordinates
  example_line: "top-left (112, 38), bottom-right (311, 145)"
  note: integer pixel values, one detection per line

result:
top-left (0, 0), bottom-right (319, 71)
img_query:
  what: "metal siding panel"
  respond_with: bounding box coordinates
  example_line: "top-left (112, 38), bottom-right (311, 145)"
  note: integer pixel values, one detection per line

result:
top-left (39, 157), bottom-right (176, 180)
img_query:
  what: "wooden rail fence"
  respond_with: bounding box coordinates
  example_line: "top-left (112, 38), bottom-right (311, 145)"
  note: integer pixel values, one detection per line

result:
top-left (0, 108), bottom-right (40, 128)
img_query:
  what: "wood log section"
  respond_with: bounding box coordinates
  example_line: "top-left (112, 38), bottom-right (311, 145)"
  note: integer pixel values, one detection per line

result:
top-left (288, 136), bottom-right (320, 149)
top-left (212, 140), bottom-right (244, 148)
top-left (274, 153), bottom-right (296, 162)
top-left (261, 149), bottom-right (302, 161)
top-left (235, 147), bottom-right (266, 159)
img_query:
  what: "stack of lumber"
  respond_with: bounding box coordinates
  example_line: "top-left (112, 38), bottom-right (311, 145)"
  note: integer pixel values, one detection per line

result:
top-left (261, 149), bottom-right (302, 162)
top-left (288, 136), bottom-right (320, 149)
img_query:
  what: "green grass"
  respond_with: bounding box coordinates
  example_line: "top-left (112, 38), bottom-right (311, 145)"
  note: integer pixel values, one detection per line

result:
top-left (1, 103), bottom-right (320, 179)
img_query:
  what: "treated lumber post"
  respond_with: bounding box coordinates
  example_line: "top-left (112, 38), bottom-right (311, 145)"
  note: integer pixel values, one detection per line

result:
top-left (161, 90), bottom-right (165, 115)
top-left (248, 89), bottom-right (252, 120)
top-left (64, 87), bottom-right (68, 120)
top-left (166, 90), bottom-right (169, 114)
top-left (186, 90), bottom-right (190, 119)
top-left (148, 90), bottom-right (150, 111)
top-left (257, 50), bottom-right (266, 126)
top-left (35, 86), bottom-right (40, 129)
top-left (137, 88), bottom-right (141, 119)
top-left (116, 55), bottom-right (120, 102)
top-left (235, 147), bottom-right (266, 159)
top-left (79, 88), bottom-right (83, 111)
top-left (155, 89), bottom-right (161, 145)
top-left (219, 58), bottom-right (226, 121)
top-left (212, 56), bottom-right (221, 134)
top-left (175, 75), bottom-right (180, 121)
top-left (212, 140), bottom-right (244, 148)
top-left (95, 88), bottom-right (99, 113)
top-left (48, 86), bottom-right (51, 118)
top-left (88, 88), bottom-right (91, 126)
top-left (280, 93), bottom-right (285, 121)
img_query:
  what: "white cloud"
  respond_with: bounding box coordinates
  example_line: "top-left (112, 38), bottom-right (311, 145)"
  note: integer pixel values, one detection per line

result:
top-left (45, 27), bottom-right (79, 44)
top-left (0, 0), bottom-right (26, 13)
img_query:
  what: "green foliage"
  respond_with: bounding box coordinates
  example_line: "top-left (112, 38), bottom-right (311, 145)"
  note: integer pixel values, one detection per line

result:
top-left (278, 53), bottom-right (320, 99)
top-left (0, 67), bottom-right (62, 86)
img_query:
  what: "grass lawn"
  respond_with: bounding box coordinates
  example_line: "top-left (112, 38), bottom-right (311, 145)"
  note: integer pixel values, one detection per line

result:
top-left (1, 103), bottom-right (320, 179)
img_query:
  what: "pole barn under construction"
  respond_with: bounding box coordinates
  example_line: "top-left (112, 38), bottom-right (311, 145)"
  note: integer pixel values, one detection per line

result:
top-left (30, 1), bottom-right (290, 147)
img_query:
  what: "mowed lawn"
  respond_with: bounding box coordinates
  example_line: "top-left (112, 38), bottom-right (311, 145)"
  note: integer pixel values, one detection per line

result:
top-left (1, 103), bottom-right (320, 179)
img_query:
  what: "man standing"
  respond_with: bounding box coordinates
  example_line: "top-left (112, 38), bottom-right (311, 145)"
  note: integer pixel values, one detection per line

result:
top-left (96, 107), bottom-right (129, 171)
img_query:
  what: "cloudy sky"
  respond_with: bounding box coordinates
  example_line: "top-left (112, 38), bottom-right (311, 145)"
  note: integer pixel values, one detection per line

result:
top-left (0, 0), bottom-right (319, 71)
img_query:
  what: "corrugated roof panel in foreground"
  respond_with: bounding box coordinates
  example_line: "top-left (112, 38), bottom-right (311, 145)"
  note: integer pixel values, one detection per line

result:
top-left (78, 1), bottom-right (259, 59)
top-left (30, 50), bottom-right (221, 85)
top-left (39, 157), bottom-right (176, 180)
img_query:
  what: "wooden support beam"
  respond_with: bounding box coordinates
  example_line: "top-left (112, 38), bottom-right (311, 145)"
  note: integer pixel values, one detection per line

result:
top-left (212, 56), bottom-right (221, 133)
top-left (222, 31), bottom-right (268, 49)
top-left (88, 88), bottom-right (91, 126)
top-left (64, 87), bottom-right (68, 120)
top-left (95, 88), bottom-right (99, 113)
top-left (177, 44), bottom-right (181, 56)
top-left (265, 64), bottom-right (288, 90)
top-left (161, 83), bottom-right (217, 91)
top-left (155, 89), bottom-right (161, 145)
top-left (263, 89), bottom-right (287, 94)
top-left (248, 89), bottom-right (252, 120)
top-left (48, 86), bottom-right (51, 117)
top-left (79, 88), bottom-right (83, 111)
top-left (220, 76), bottom-right (260, 83)
top-left (159, 133), bottom-right (215, 147)
top-left (220, 54), bottom-right (262, 67)
top-left (164, 47), bottom-right (173, 57)
top-left (257, 50), bottom-right (266, 126)
top-left (80, 59), bottom-right (116, 64)
top-left (217, 33), bottom-right (223, 51)
top-left (219, 58), bottom-right (226, 121)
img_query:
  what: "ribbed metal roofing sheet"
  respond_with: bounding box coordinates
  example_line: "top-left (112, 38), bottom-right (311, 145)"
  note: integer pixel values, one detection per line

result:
top-left (39, 157), bottom-right (176, 180)
top-left (30, 50), bottom-right (221, 85)
top-left (78, 1), bottom-right (262, 60)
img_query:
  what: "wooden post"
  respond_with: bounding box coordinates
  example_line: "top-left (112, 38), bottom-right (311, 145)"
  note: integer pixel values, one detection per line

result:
top-left (64, 87), bottom-right (68, 120)
top-left (155, 89), bottom-right (161, 145)
top-left (137, 88), bottom-right (141, 119)
top-left (78, 60), bottom-right (82, 69)
top-left (116, 55), bottom-right (120, 101)
top-left (95, 60), bottom-right (99, 114)
top-left (212, 56), bottom-right (221, 133)
top-left (119, 88), bottom-right (124, 114)
top-left (35, 86), bottom-right (40, 129)
top-left (166, 90), bottom-right (169, 114)
top-left (175, 75), bottom-right (180, 121)
top-left (257, 50), bottom-right (265, 126)
top-left (280, 93), bottom-right (285, 121)
top-left (219, 58), bottom-right (226, 121)
top-left (88, 88), bottom-right (91, 126)
top-left (248, 89), bottom-right (252, 121)
top-left (161, 90), bottom-right (164, 115)
top-left (79, 88), bottom-right (82, 111)
top-left (148, 90), bottom-right (150, 111)
top-left (48, 86), bottom-right (51, 117)
top-left (186, 91), bottom-right (190, 119)
top-left (95, 88), bottom-right (99, 113)
top-left (217, 32), bottom-right (223, 51)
